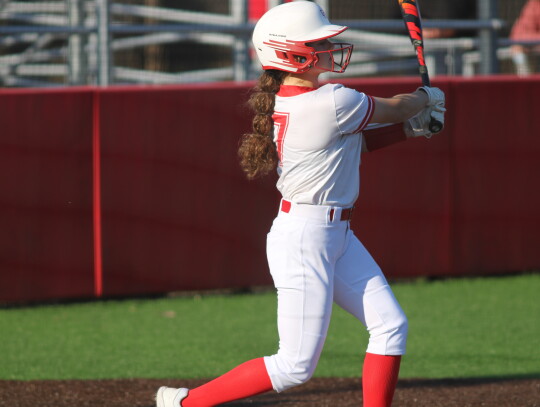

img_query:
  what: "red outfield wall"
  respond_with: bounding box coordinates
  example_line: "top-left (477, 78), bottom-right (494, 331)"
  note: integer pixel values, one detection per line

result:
top-left (1, 76), bottom-right (539, 303)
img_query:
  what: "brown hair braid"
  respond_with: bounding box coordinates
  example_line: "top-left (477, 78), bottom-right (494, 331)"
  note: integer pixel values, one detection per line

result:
top-left (238, 69), bottom-right (287, 180)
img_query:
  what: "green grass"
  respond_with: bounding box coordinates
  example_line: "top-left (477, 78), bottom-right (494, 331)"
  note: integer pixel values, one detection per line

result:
top-left (0, 273), bottom-right (538, 380)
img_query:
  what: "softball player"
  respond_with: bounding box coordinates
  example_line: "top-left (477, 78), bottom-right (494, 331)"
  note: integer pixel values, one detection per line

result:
top-left (156, 2), bottom-right (445, 406)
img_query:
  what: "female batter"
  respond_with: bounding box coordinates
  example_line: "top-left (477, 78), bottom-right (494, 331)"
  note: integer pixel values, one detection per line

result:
top-left (156, 2), bottom-right (445, 406)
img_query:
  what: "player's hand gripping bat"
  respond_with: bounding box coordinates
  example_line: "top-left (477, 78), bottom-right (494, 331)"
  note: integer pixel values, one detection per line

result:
top-left (398, 0), bottom-right (443, 133)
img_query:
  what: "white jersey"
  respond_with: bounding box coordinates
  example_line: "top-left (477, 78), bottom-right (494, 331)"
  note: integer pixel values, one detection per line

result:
top-left (272, 83), bottom-right (374, 208)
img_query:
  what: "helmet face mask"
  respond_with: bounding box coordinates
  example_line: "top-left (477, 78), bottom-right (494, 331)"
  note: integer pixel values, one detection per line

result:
top-left (261, 39), bottom-right (353, 74)
top-left (253, 1), bottom-right (353, 74)
top-left (312, 42), bottom-right (354, 73)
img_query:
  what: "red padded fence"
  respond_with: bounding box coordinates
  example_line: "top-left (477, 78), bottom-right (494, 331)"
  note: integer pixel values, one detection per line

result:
top-left (1, 76), bottom-right (539, 303)
top-left (0, 89), bottom-right (95, 302)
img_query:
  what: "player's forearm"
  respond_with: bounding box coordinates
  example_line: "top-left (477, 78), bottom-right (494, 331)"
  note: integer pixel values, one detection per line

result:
top-left (387, 91), bottom-right (429, 121)
top-left (371, 90), bottom-right (428, 124)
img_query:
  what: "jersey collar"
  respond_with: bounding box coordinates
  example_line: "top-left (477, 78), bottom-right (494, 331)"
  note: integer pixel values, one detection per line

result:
top-left (277, 85), bottom-right (317, 97)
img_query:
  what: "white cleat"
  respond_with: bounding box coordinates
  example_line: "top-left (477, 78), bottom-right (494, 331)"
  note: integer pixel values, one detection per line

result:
top-left (155, 386), bottom-right (189, 407)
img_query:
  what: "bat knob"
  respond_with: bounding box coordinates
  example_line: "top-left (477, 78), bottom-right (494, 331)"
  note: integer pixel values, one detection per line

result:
top-left (429, 117), bottom-right (443, 134)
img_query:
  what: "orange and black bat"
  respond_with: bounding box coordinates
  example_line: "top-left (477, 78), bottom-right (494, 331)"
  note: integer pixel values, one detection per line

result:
top-left (398, 0), bottom-right (443, 133)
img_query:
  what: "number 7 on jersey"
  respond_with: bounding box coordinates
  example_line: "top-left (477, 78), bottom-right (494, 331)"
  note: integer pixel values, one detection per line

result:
top-left (273, 112), bottom-right (289, 166)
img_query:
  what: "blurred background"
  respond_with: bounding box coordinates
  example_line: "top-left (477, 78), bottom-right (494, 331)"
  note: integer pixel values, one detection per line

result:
top-left (1, 0), bottom-right (539, 87)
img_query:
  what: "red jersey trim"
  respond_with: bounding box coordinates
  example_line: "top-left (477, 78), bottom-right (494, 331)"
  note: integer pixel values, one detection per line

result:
top-left (277, 85), bottom-right (317, 97)
top-left (353, 95), bottom-right (375, 134)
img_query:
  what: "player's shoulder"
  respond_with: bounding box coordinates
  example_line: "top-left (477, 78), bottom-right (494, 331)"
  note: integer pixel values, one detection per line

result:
top-left (323, 83), bottom-right (370, 107)
top-left (319, 82), bottom-right (347, 94)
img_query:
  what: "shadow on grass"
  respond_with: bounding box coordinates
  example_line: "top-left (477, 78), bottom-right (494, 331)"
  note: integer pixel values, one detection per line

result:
top-left (396, 372), bottom-right (540, 388)
top-left (222, 375), bottom-right (540, 406)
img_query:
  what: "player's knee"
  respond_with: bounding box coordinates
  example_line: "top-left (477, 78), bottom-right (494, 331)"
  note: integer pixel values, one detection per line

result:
top-left (280, 364), bottom-right (314, 389)
top-left (368, 310), bottom-right (408, 354)
top-left (264, 355), bottom-right (316, 392)
top-left (392, 312), bottom-right (408, 343)
top-left (387, 310), bottom-right (408, 349)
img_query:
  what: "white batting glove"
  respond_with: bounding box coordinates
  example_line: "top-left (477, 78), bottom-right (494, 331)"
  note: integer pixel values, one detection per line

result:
top-left (405, 105), bottom-right (446, 138)
top-left (418, 86), bottom-right (445, 107)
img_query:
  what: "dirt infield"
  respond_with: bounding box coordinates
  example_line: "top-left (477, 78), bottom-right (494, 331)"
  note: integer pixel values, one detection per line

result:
top-left (1, 377), bottom-right (538, 407)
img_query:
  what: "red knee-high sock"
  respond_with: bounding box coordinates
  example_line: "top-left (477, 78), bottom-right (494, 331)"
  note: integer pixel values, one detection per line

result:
top-left (362, 353), bottom-right (402, 407)
top-left (182, 358), bottom-right (273, 407)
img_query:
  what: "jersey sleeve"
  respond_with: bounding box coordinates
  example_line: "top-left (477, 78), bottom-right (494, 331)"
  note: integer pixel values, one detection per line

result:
top-left (333, 85), bottom-right (375, 135)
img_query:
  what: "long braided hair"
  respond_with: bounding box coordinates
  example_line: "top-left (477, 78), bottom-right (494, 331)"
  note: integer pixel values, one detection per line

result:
top-left (238, 69), bottom-right (287, 180)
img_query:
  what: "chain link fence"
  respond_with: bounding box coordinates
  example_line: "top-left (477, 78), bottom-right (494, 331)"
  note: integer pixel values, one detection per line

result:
top-left (0, 0), bottom-right (538, 87)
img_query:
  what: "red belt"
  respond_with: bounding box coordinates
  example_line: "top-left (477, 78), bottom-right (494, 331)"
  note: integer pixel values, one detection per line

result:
top-left (281, 200), bottom-right (354, 222)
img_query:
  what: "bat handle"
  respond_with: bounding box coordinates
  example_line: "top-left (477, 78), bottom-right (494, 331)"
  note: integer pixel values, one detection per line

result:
top-left (421, 75), bottom-right (443, 133)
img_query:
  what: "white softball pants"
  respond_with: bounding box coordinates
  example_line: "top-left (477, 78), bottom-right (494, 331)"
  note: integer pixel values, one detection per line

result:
top-left (263, 202), bottom-right (408, 392)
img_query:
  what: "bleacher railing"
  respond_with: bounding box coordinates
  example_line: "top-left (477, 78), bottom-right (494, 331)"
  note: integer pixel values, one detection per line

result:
top-left (0, 0), bottom-right (537, 87)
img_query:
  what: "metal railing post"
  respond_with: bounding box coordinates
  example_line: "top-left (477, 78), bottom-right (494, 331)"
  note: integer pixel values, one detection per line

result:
top-left (68, 0), bottom-right (87, 85)
top-left (96, 0), bottom-right (112, 85)
top-left (478, 0), bottom-right (499, 74)
top-left (232, 0), bottom-right (250, 81)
